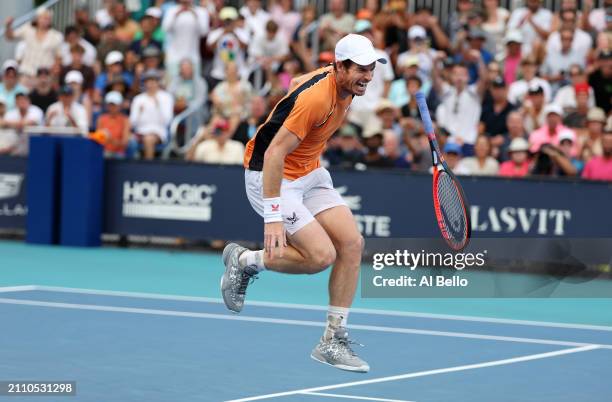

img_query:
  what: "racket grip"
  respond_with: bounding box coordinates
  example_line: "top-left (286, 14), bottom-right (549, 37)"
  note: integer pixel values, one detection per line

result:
top-left (415, 92), bottom-right (434, 135)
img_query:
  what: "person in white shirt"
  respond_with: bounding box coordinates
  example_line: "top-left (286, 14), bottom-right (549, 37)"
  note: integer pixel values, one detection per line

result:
top-left (348, 20), bottom-right (394, 128)
top-left (206, 7), bottom-right (249, 83)
top-left (239, 0), bottom-right (271, 39)
top-left (507, 56), bottom-right (552, 104)
top-left (187, 117), bottom-right (245, 165)
top-left (541, 28), bottom-right (588, 92)
top-left (553, 65), bottom-right (596, 112)
top-left (3, 91), bottom-right (44, 155)
top-left (397, 25), bottom-right (439, 82)
top-left (95, 0), bottom-right (117, 29)
top-left (434, 55), bottom-right (487, 156)
top-left (507, 0), bottom-right (553, 55)
top-left (45, 86), bottom-right (88, 134)
top-left (129, 70), bottom-right (174, 160)
top-left (60, 25), bottom-right (97, 67)
top-left (456, 135), bottom-right (500, 175)
top-left (161, 0), bottom-right (209, 79)
top-left (249, 20), bottom-right (290, 84)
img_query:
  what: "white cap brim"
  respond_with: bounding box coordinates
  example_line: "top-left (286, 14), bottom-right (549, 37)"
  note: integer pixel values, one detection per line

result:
top-left (345, 51), bottom-right (387, 66)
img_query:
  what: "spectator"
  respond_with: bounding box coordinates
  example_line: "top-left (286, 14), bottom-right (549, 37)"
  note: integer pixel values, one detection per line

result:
top-left (211, 62), bottom-right (253, 120)
top-left (397, 25), bottom-right (438, 82)
top-left (96, 24), bottom-right (129, 70)
top-left (232, 96), bottom-right (268, 145)
top-left (4, 8), bottom-right (63, 87)
top-left (434, 58), bottom-right (487, 156)
top-left (206, 7), bottom-right (249, 86)
top-left (546, 8), bottom-right (592, 65)
top-left (480, 77), bottom-right (516, 151)
top-left (319, 0), bottom-right (355, 51)
top-left (96, 0), bottom-right (117, 29)
top-left (129, 70), bottom-right (174, 160)
top-left (46, 85), bottom-right (89, 133)
top-left (323, 124), bottom-right (365, 169)
top-left (291, 5), bottom-right (318, 71)
top-left (399, 75), bottom-right (424, 120)
top-left (580, 107), bottom-right (607, 158)
top-left (96, 91), bottom-right (130, 158)
top-left (162, 0), bottom-right (209, 78)
top-left (582, 131), bottom-right (612, 181)
top-left (481, 0), bottom-right (510, 57)
top-left (112, 2), bottom-right (139, 43)
top-left (499, 30), bottom-right (524, 86)
top-left (60, 25), bottom-right (97, 67)
top-left (507, 56), bottom-right (552, 105)
top-left (446, 0), bottom-right (474, 45)
top-left (240, 0), bottom-right (271, 39)
top-left (347, 20), bottom-right (393, 128)
top-left (95, 51), bottom-right (134, 103)
top-left (563, 84), bottom-right (591, 132)
top-left (558, 130), bottom-right (584, 174)
top-left (499, 111), bottom-right (529, 161)
top-left (73, 4), bottom-right (91, 36)
top-left (133, 8), bottom-right (164, 44)
top-left (186, 117), bottom-right (244, 164)
top-left (65, 70), bottom-right (93, 129)
top-left (499, 137), bottom-right (531, 177)
top-left (168, 59), bottom-right (206, 116)
top-left (84, 21), bottom-right (102, 48)
top-left (269, 0), bottom-right (301, 44)
top-left (441, 141), bottom-right (467, 174)
top-left (553, 65), bottom-right (596, 113)
top-left (2, 92), bottom-right (44, 155)
top-left (588, 50), bottom-right (612, 113)
top-left (389, 55), bottom-right (431, 107)
top-left (541, 28), bottom-right (587, 92)
top-left (507, 0), bottom-right (553, 55)
top-left (457, 135), bottom-right (500, 175)
top-left (411, 6), bottom-right (450, 51)
top-left (455, 28), bottom-right (494, 84)
top-left (60, 44), bottom-right (96, 91)
top-left (583, 0), bottom-right (610, 33)
top-left (0, 61), bottom-right (27, 111)
top-left (0, 97), bottom-right (16, 154)
top-left (28, 68), bottom-right (57, 113)
top-left (375, 99), bottom-right (402, 138)
top-left (248, 20), bottom-right (290, 82)
top-left (362, 121), bottom-right (392, 168)
top-left (529, 104), bottom-right (578, 156)
top-left (521, 83), bottom-right (547, 133)
top-left (383, 129), bottom-right (411, 168)
top-left (129, 11), bottom-right (164, 60)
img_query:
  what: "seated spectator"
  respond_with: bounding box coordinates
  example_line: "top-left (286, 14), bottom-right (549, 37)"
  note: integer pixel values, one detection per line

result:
top-left (210, 62), bottom-right (253, 120)
top-left (541, 27), bottom-right (588, 92)
top-left (553, 65), bottom-right (596, 113)
top-left (112, 2), bottom-right (139, 43)
top-left (582, 131), bottom-right (612, 181)
top-left (0, 97), bottom-right (16, 154)
top-left (240, 0), bottom-right (271, 39)
top-left (60, 44), bottom-right (96, 91)
top-left (411, 6), bottom-right (450, 51)
top-left (318, 0), bottom-right (355, 52)
top-left (268, 0), bottom-right (301, 44)
top-left (4, 8), bottom-right (63, 86)
top-left (563, 84), bottom-right (591, 134)
top-left (96, 24), bottom-right (129, 70)
top-left (94, 51), bottom-right (134, 103)
top-left (388, 55), bottom-right (431, 107)
top-left (232, 96), bottom-right (268, 145)
top-left (441, 141), bottom-right (468, 174)
top-left (383, 130), bottom-right (411, 168)
top-left (131, 7), bottom-right (164, 51)
top-left (133, 47), bottom-right (164, 91)
top-left (588, 50), bottom-right (612, 113)
top-left (206, 7), bottom-right (249, 86)
top-left (60, 25), bottom-right (97, 67)
top-left (399, 75), bottom-right (424, 120)
top-left (580, 107), bottom-right (607, 158)
top-left (531, 135), bottom-right (578, 177)
top-left (65, 70), bottom-right (93, 130)
top-left (129, 70), bottom-right (174, 160)
top-left (546, 8), bottom-right (591, 65)
top-left (3, 91), bottom-right (44, 155)
top-left (46, 85), bottom-right (89, 133)
top-left (481, 0), bottom-right (510, 57)
top-left (454, 27), bottom-right (494, 84)
top-left (375, 99), bottom-right (402, 138)
top-left (499, 111), bottom-right (529, 161)
top-left (499, 30), bottom-right (523, 86)
top-left (521, 83), bottom-right (547, 133)
top-left (507, 0), bottom-right (553, 56)
top-left (362, 121), bottom-right (392, 168)
top-left (186, 117), bottom-right (244, 164)
top-left (480, 76), bottom-right (516, 140)
top-left (96, 0), bottom-right (116, 29)
top-left (397, 25), bottom-right (438, 82)
top-left (96, 91), bottom-right (130, 158)
top-left (248, 20), bottom-right (290, 80)
top-left (323, 124), bottom-right (365, 169)
top-left (456, 135), bottom-right (500, 175)
top-left (168, 59), bottom-right (206, 115)
top-left (558, 131), bottom-right (583, 175)
top-left (508, 56), bottom-right (552, 105)
top-left (499, 137), bottom-right (531, 177)
top-left (529, 104), bottom-right (579, 156)
top-left (291, 4), bottom-right (318, 71)
top-left (0, 61), bottom-right (27, 111)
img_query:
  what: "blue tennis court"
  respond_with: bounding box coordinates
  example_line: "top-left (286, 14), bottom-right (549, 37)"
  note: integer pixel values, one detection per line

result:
top-left (1, 241), bottom-right (611, 402)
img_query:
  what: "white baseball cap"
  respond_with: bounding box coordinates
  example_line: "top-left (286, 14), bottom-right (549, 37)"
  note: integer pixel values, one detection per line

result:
top-left (145, 7), bottom-right (162, 19)
top-left (408, 25), bottom-right (426, 40)
top-left (504, 30), bottom-right (523, 44)
top-left (104, 91), bottom-right (123, 105)
top-left (508, 137), bottom-right (529, 153)
top-left (544, 104), bottom-right (563, 117)
top-left (105, 50), bottom-right (124, 65)
top-left (65, 70), bottom-right (84, 84)
top-left (335, 34), bottom-right (387, 66)
top-left (2, 59), bottom-right (19, 74)
top-left (558, 131), bottom-right (576, 143)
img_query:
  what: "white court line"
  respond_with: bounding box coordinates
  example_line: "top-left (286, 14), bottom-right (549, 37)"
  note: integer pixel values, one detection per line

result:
top-left (227, 345), bottom-right (600, 402)
top-left (0, 297), bottom-right (611, 350)
top-left (30, 285), bottom-right (612, 332)
top-left (301, 391), bottom-right (415, 402)
top-left (0, 285), bottom-right (37, 293)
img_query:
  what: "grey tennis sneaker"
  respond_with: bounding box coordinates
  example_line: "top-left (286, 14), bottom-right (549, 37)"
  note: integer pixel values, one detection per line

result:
top-left (221, 243), bottom-right (258, 313)
top-left (311, 327), bottom-right (370, 373)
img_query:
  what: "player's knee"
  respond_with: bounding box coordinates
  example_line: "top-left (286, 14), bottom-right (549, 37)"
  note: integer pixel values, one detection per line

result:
top-left (338, 234), bottom-right (364, 260)
top-left (308, 248), bottom-right (336, 273)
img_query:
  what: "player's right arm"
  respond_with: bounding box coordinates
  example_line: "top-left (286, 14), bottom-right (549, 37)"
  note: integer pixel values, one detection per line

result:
top-left (262, 126), bottom-right (301, 259)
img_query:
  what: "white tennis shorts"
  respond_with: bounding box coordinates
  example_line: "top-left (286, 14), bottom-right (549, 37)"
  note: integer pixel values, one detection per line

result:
top-left (245, 167), bottom-right (347, 235)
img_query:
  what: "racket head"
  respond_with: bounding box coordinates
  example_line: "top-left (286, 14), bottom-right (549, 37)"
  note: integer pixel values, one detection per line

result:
top-left (432, 166), bottom-right (471, 251)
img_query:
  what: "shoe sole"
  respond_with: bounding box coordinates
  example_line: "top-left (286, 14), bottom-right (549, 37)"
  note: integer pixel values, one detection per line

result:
top-left (310, 353), bottom-right (370, 373)
top-left (220, 243), bottom-right (242, 314)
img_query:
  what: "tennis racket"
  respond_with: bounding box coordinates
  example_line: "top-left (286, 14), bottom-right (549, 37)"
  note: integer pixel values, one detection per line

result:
top-left (415, 92), bottom-right (471, 251)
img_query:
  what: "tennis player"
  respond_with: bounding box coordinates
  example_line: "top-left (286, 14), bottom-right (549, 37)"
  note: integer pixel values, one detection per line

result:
top-left (221, 34), bottom-right (386, 373)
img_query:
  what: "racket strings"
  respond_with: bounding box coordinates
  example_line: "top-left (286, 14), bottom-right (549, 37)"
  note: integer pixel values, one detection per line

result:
top-left (436, 172), bottom-right (468, 248)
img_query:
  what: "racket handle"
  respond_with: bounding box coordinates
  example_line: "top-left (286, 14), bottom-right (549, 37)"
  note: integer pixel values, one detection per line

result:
top-left (415, 92), bottom-right (434, 135)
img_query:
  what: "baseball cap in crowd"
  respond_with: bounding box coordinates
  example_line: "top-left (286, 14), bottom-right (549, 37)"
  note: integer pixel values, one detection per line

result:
top-left (2, 60), bottom-right (19, 74)
top-left (400, 55), bottom-right (419, 68)
top-left (573, 82), bottom-right (590, 95)
top-left (544, 104), bottom-right (563, 117)
top-left (528, 83), bottom-right (544, 94)
top-left (145, 7), bottom-right (162, 19)
top-left (587, 107), bottom-right (606, 123)
top-left (492, 76), bottom-right (506, 87)
top-left (504, 30), bottom-right (523, 45)
top-left (508, 137), bottom-right (529, 153)
top-left (105, 51), bottom-right (124, 66)
top-left (444, 141), bottom-right (463, 155)
top-left (142, 46), bottom-right (161, 59)
top-left (59, 85), bottom-right (73, 96)
top-left (375, 98), bottom-right (395, 114)
top-left (558, 131), bottom-right (576, 144)
top-left (362, 119), bottom-right (384, 139)
top-left (104, 91), bottom-right (123, 105)
top-left (142, 69), bottom-right (161, 81)
top-left (354, 19), bottom-right (372, 34)
top-left (219, 7), bottom-right (238, 21)
top-left (408, 25), bottom-right (427, 40)
top-left (339, 124), bottom-right (358, 137)
top-left (65, 70), bottom-right (84, 85)
top-left (468, 27), bottom-right (486, 40)
top-left (335, 34), bottom-right (387, 65)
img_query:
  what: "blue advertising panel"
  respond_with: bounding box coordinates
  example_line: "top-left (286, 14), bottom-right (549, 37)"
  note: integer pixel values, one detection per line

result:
top-left (0, 156), bottom-right (27, 230)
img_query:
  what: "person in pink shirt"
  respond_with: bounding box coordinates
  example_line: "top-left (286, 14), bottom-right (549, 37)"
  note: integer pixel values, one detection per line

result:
top-left (499, 137), bottom-right (530, 177)
top-left (582, 131), bottom-right (612, 181)
top-left (528, 103), bottom-right (578, 156)
top-left (501, 30), bottom-right (522, 85)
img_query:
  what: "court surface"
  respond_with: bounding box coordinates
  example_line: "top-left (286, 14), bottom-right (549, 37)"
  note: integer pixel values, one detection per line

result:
top-left (1, 241), bottom-right (611, 402)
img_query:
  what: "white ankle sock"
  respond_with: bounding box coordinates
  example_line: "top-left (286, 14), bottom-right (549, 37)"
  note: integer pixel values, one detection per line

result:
top-left (324, 306), bottom-right (350, 340)
top-left (238, 249), bottom-right (266, 272)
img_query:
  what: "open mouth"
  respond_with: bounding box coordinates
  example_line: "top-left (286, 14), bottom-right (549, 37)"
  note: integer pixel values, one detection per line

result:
top-left (356, 81), bottom-right (367, 90)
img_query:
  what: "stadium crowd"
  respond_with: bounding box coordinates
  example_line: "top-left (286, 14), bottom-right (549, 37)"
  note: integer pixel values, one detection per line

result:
top-left (0, 0), bottom-right (611, 181)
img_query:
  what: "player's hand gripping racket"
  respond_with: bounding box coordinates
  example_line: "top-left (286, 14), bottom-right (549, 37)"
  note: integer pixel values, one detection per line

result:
top-left (415, 92), bottom-right (471, 251)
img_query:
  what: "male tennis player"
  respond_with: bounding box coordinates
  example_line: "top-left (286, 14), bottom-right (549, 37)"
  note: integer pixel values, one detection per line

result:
top-left (221, 34), bottom-right (386, 373)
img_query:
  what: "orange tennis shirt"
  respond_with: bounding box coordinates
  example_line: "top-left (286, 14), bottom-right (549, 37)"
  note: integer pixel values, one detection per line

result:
top-left (243, 66), bottom-right (352, 180)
